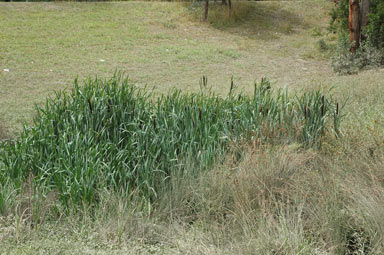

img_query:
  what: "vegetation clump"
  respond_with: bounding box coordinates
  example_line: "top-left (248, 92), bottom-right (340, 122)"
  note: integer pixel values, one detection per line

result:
top-left (331, 34), bottom-right (384, 74)
top-left (330, 0), bottom-right (384, 74)
top-left (0, 74), bottom-right (341, 211)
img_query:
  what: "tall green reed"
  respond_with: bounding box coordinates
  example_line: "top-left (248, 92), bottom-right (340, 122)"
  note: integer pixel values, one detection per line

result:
top-left (0, 74), bottom-right (342, 210)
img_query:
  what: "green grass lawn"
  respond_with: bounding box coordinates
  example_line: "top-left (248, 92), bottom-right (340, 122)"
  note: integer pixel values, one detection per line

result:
top-left (3, 0), bottom-right (383, 135)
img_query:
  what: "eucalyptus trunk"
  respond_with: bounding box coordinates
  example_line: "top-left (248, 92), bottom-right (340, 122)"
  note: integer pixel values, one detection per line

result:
top-left (349, 0), bottom-right (361, 53)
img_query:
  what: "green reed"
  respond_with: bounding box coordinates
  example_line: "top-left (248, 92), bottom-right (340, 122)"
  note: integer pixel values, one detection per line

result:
top-left (0, 74), bottom-right (342, 210)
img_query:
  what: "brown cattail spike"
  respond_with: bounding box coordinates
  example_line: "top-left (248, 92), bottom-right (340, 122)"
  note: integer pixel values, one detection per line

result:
top-left (88, 98), bottom-right (93, 113)
top-left (304, 105), bottom-right (307, 118)
top-left (107, 100), bottom-right (111, 113)
top-left (321, 96), bottom-right (325, 116)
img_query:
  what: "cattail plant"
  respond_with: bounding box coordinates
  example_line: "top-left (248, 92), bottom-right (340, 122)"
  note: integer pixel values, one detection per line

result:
top-left (0, 73), bottom-right (342, 211)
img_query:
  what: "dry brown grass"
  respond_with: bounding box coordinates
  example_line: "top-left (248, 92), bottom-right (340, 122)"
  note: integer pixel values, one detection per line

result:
top-left (156, 140), bottom-right (384, 254)
top-left (1, 139), bottom-right (384, 254)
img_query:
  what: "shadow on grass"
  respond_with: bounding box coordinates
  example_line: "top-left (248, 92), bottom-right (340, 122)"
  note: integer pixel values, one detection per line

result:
top-left (194, 1), bottom-right (308, 40)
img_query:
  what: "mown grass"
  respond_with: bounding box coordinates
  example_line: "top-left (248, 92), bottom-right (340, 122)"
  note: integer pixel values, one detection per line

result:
top-left (0, 0), bottom-right (356, 134)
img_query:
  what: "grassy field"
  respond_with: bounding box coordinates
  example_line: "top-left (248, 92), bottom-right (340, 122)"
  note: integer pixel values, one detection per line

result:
top-left (1, 0), bottom-right (384, 254)
top-left (3, 0), bottom-right (384, 134)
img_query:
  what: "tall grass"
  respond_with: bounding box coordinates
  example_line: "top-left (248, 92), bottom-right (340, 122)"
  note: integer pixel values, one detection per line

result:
top-left (0, 74), bottom-right (341, 211)
top-left (155, 142), bottom-right (384, 254)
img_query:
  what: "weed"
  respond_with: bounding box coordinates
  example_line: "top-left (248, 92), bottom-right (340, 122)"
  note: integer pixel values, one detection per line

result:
top-left (312, 27), bottom-right (323, 37)
top-left (317, 39), bottom-right (329, 52)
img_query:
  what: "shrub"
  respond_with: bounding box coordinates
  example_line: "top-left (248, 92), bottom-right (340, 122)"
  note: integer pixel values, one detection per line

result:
top-left (329, 0), bottom-right (349, 33)
top-left (0, 74), bottom-right (342, 211)
top-left (366, 1), bottom-right (384, 50)
top-left (331, 32), bottom-right (384, 74)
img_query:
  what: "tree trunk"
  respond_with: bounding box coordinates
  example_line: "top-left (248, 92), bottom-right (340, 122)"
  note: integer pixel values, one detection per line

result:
top-left (349, 0), bottom-right (361, 53)
top-left (204, 0), bottom-right (209, 21)
top-left (228, 0), bottom-right (232, 18)
top-left (360, 0), bottom-right (370, 28)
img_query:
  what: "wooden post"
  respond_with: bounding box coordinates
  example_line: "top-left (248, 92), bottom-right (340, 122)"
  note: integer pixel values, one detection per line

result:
top-left (204, 0), bottom-right (209, 21)
top-left (349, 0), bottom-right (361, 53)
